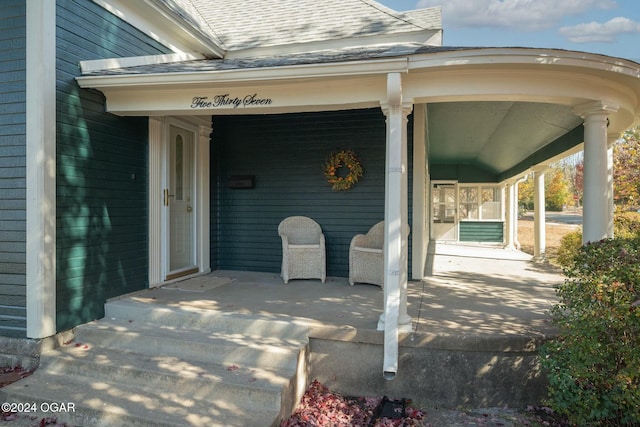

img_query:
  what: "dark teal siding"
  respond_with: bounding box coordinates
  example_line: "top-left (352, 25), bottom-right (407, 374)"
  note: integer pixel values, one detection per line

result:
top-left (459, 222), bottom-right (504, 243)
top-left (211, 109), bottom-right (413, 278)
top-left (55, 0), bottom-right (170, 331)
top-left (0, 0), bottom-right (26, 337)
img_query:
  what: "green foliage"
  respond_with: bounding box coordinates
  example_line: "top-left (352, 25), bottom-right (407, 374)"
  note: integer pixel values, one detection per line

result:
top-left (615, 130), bottom-right (640, 210)
top-left (615, 212), bottom-right (640, 239)
top-left (556, 230), bottom-right (582, 268)
top-left (518, 173), bottom-right (534, 211)
top-left (541, 237), bottom-right (640, 426)
top-left (555, 213), bottom-right (640, 269)
top-left (546, 168), bottom-right (572, 211)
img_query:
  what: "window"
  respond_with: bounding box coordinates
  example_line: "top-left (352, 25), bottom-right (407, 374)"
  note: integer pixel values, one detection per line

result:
top-left (459, 185), bottom-right (502, 220)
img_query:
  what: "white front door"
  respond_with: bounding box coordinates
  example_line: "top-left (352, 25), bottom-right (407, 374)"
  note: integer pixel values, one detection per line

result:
top-left (431, 183), bottom-right (458, 241)
top-left (166, 124), bottom-right (198, 279)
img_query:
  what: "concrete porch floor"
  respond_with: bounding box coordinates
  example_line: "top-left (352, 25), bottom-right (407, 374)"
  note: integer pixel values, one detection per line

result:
top-left (103, 242), bottom-right (565, 408)
top-left (118, 242), bottom-right (562, 340)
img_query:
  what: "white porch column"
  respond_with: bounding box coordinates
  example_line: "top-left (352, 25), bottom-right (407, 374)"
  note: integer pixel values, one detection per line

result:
top-left (575, 102), bottom-right (618, 244)
top-left (607, 134), bottom-right (618, 238)
top-left (378, 73), bottom-right (413, 380)
top-left (504, 180), bottom-right (516, 249)
top-left (533, 166), bottom-right (547, 261)
top-left (26, 0), bottom-right (57, 338)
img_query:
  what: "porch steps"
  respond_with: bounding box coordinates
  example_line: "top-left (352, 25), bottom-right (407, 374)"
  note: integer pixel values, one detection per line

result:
top-left (0, 299), bottom-right (310, 427)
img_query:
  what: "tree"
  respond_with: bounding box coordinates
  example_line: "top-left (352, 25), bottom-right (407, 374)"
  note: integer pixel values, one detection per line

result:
top-left (545, 167), bottom-right (571, 211)
top-left (614, 127), bottom-right (640, 210)
top-left (518, 173), bottom-right (534, 211)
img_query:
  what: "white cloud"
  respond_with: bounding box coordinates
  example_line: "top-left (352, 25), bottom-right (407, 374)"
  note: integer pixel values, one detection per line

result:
top-left (416, 0), bottom-right (617, 31)
top-left (559, 17), bottom-right (640, 43)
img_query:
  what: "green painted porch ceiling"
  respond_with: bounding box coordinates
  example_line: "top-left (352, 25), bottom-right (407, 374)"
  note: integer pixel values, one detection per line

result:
top-left (427, 101), bottom-right (583, 175)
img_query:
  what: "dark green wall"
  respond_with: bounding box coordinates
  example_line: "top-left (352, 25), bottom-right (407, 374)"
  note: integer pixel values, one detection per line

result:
top-left (55, 0), bottom-right (170, 331)
top-left (0, 0), bottom-right (26, 338)
top-left (211, 109), bottom-right (413, 278)
top-left (459, 221), bottom-right (504, 242)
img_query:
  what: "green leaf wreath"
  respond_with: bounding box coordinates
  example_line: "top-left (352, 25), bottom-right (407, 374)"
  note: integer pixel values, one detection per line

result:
top-left (323, 150), bottom-right (363, 191)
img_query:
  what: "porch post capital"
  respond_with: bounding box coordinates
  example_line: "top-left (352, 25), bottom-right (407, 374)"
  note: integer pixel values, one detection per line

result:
top-left (380, 72), bottom-right (413, 117)
top-left (573, 100), bottom-right (618, 119)
top-left (532, 164), bottom-right (549, 174)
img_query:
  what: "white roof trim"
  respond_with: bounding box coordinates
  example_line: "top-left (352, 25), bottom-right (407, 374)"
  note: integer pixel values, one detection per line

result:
top-left (91, 0), bottom-right (225, 57)
top-left (80, 52), bottom-right (207, 74)
top-left (77, 57), bottom-right (409, 89)
top-left (408, 48), bottom-right (640, 79)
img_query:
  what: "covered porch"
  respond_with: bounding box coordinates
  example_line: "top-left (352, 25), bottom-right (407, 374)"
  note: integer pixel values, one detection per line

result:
top-left (109, 242), bottom-right (562, 406)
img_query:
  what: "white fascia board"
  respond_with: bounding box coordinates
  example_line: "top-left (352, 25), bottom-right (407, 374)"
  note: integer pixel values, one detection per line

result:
top-left (408, 47), bottom-right (640, 79)
top-left (77, 57), bottom-right (409, 89)
top-left (80, 52), bottom-right (206, 74)
top-left (91, 0), bottom-right (225, 57)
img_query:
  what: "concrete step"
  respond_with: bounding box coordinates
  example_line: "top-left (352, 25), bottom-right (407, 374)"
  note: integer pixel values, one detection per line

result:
top-left (40, 345), bottom-right (288, 411)
top-left (0, 370), bottom-right (277, 427)
top-left (0, 302), bottom-right (311, 427)
top-left (74, 319), bottom-right (305, 372)
top-left (105, 298), bottom-right (309, 340)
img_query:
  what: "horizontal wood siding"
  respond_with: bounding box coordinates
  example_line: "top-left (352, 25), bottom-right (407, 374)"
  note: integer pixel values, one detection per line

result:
top-left (0, 0), bottom-right (26, 337)
top-left (55, 0), bottom-right (170, 331)
top-left (459, 221), bottom-right (504, 243)
top-left (212, 109), bottom-right (413, 278)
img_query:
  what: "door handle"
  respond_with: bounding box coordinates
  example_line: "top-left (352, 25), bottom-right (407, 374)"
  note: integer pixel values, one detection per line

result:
top-left (187, 206), bottom-right (193, 212)
top-left (163, 189), bottom-right (175, 206)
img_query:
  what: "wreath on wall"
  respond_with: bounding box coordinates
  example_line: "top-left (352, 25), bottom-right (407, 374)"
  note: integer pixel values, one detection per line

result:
top-left (323, 150), bottom-right (363, 191)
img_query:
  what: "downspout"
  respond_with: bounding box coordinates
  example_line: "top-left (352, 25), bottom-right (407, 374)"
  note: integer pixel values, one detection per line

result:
top-left (380, 73), bottom-right (412, 380)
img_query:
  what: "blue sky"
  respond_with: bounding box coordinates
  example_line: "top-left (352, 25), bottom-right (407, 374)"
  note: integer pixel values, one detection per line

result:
top-left (377, 0), bottom-right (640, 62)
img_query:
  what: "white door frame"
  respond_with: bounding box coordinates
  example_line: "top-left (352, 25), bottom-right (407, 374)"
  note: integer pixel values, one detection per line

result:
top-left (430, 181), bottom-right (458, 241)
top-left (148, 116), bottom-right (211, 287)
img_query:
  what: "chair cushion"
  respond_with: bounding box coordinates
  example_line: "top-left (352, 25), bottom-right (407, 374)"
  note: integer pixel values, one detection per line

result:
top-left (289, 244), bottom-right (321, 249)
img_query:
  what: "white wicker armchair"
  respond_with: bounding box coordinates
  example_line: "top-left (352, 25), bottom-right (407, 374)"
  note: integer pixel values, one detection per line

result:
top-left (349, 221), bottom-right (410, 288)
top-left (349, 221), bottom-right (385, 287)
top-left (278, 216), bottom-right (326, 284)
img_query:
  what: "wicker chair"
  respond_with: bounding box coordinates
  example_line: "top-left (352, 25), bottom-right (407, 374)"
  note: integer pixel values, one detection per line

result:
top-left (349, 221), bottom-right (409, 288)
top-left (349, 221), bottom-right (385, 287)
top-left (278, 216), bottom-right (326, 284)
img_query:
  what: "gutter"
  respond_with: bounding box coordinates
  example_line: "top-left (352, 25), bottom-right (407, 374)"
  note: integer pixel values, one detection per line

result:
top-left (76, 57), bottom-right (409, 89)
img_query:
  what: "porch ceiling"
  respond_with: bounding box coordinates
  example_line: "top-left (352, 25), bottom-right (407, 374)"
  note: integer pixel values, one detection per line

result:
top-left (427, 101), bottom-right (583, 179)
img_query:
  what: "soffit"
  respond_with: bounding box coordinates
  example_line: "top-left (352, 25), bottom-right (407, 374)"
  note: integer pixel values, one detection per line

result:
top-left (427, 101), bottom-right (583, 176)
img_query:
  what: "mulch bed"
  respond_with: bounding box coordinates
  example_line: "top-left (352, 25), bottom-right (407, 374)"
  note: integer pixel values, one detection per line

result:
top-left (281, 380), bottom-right (426, 427)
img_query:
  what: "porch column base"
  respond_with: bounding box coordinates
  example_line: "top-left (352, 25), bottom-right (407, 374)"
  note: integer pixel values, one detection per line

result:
top-left (377, 313), bottom-right (413, 333)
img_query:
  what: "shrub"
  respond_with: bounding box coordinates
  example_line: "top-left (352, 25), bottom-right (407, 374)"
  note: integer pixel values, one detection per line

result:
top-left (556, 230), bottom-right (582, 268)
top-left (541, 237), bottom-right (640, 426)
top-left (555, 212), bottom-right (640, 269)
top-left (615, 211), bottom-right (640, 239)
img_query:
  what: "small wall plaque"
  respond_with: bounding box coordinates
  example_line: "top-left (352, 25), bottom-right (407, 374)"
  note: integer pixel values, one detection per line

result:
top-left (228, 175), bottom-right (255, 189)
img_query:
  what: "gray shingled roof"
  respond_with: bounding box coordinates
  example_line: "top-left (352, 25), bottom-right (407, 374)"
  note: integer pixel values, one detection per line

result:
top-left (82, 45), bottom-right (477, 76)
top-left (170, 0), bottom-right (441, 52)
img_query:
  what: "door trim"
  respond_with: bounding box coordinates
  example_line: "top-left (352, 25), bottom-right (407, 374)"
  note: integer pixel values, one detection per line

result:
top-left (431, 181), bottom-right (458, 241)
top-left (148, 116), bottom-right (211, 287)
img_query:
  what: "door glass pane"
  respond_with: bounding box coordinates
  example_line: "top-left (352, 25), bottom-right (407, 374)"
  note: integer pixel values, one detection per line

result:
top-left (175, 135), bottom-right (183, 201)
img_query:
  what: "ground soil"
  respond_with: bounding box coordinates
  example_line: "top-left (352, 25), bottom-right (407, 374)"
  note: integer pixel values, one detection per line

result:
top-left (517, 217), bottom-right (581, 264)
